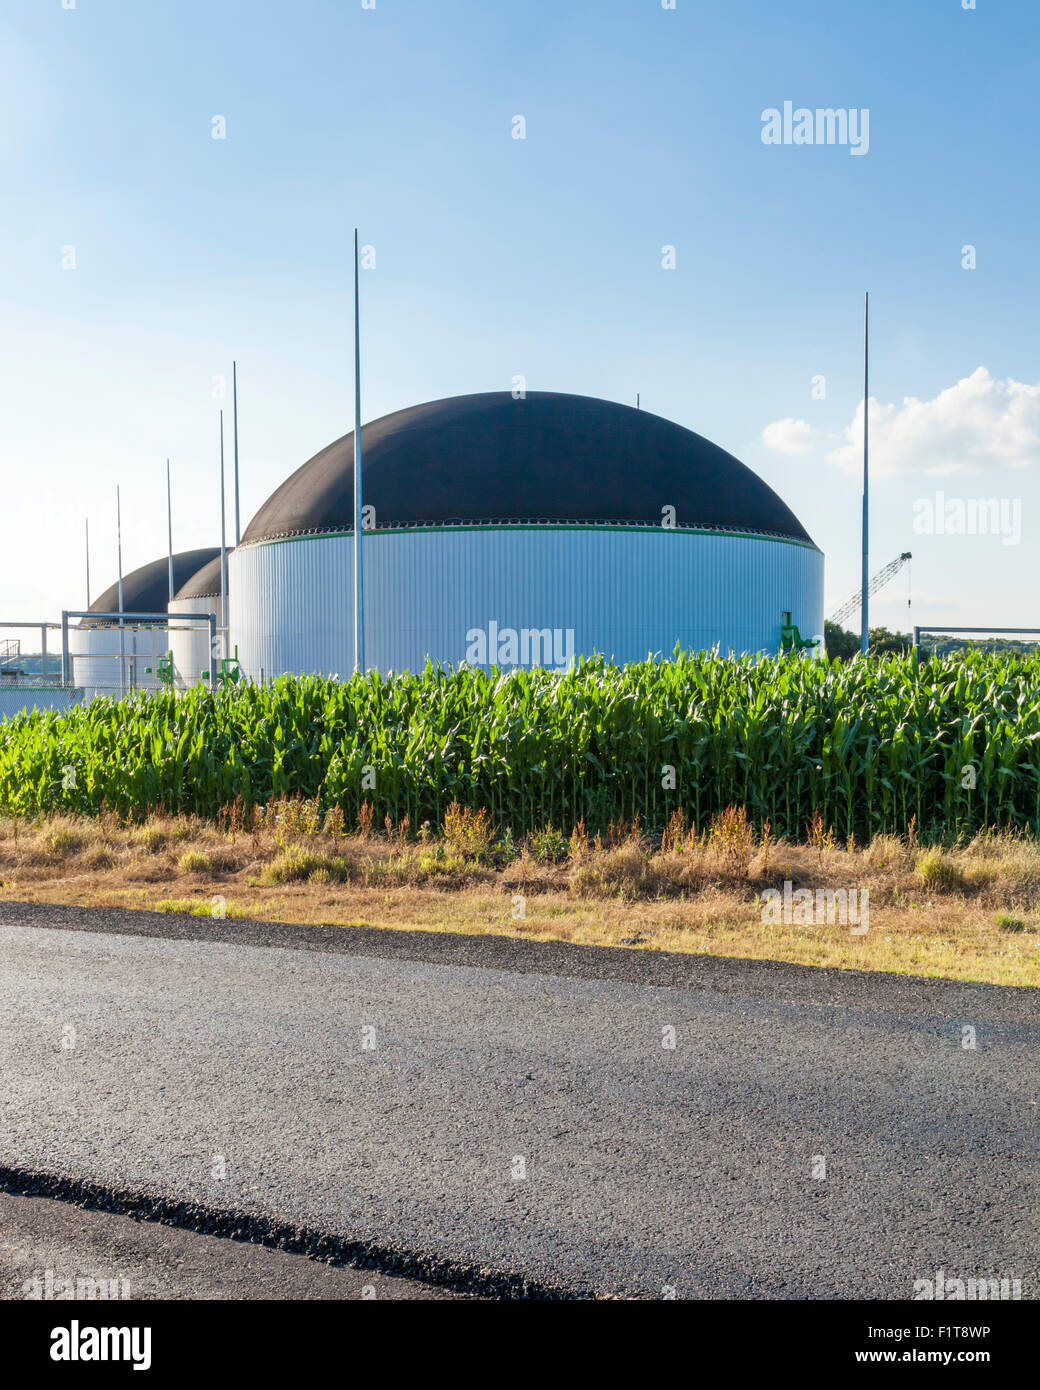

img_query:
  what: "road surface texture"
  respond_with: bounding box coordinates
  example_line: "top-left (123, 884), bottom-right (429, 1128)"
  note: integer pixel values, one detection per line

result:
top-left (0, 901), bottom-right (1036, 1300)
top-left (0, 1192), bottom-right (461, 1300)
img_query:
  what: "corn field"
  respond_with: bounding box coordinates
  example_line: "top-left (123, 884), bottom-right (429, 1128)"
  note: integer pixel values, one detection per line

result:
top-left (1, 650), bottom-right (1039, 843)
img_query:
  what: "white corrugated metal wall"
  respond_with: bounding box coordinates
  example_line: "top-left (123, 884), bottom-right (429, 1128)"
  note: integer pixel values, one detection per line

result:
top-left (67, 624), bottom-right (171, 701)
top-left (230, 527), bottom-right (824, 678)
top-left (168, 597), bottom-right (222, 689)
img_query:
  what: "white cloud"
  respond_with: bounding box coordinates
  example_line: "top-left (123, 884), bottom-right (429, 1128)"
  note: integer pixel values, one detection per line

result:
top-left (761, 416), bottom-right (818, 455)
top-left (761, 369), bottom-right (1040, 477)
top-left (826, 367), bottom-right (1040, 477)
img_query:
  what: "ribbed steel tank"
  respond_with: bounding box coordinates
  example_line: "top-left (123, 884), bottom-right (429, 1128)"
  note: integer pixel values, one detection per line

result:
top-left (168, 553), bottom-right (228, 689)
top-left (70, 549), bottom-right (220, 700)
top-left (231, 392), bottom-right (824, 676)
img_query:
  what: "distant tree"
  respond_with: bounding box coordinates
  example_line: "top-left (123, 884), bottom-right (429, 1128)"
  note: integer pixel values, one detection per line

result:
top-left (824, 621), bottom-right (912, 660)
top-left (922, 635), bottom-right (1040, 658)
top-left (869, 626), bottom-right (912, 656)
top-left (823, 621), bottom-right (859, 661)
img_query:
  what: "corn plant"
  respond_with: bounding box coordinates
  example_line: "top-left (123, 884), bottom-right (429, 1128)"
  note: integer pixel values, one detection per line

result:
top-left (2, 650), bottom-right (1040, 844)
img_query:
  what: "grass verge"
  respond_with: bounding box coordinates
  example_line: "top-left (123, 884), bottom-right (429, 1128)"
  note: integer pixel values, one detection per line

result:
top-left (0, 805), bottom-right (1037, 987)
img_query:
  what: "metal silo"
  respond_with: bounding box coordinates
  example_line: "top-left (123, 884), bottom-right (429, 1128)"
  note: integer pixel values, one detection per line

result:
top-left (70, 549), bottom-right (220, 700)
top-left (230, 392), bottom-right (824, 677)
top-left (168, 552), bottom-right (228, 689)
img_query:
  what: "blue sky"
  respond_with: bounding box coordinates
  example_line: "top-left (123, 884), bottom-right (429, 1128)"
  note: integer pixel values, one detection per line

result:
top-left (2, 0), bottom-right (1038, 633)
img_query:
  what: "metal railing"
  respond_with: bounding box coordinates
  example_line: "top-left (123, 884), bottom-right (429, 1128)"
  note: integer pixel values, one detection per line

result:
top-left (913, 625), bottom-right (1040, 651)
top-left (0, 621), bottom-right (60, 679)
top-left (60, 611), bottom-right (218, 694)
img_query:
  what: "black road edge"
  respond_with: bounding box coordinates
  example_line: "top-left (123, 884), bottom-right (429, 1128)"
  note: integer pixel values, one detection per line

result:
top-left (0, 1164), bottom-right (595, 1301)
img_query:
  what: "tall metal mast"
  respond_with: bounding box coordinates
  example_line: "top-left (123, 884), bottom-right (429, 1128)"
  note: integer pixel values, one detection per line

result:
top-left (353, 228), bottom-right (365, 674)
top-left (860, 292), bottom-right (869, 657)
top-left (219, 411), bottom-right (228, 662)
top-left (116, 488), bottom-right (124, 614)
top-left (117, 486), bottom-right (125, 697)
top-left (166, 458), bottom-right (174, 603)
top-left (232, 360), bottom-right (241, 546)
top-left (85, 518), bottom-right (91, 608)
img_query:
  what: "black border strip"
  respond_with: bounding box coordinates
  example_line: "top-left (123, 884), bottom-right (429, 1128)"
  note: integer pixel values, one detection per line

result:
top-left (0, 1164), bottom-right (594, 1302)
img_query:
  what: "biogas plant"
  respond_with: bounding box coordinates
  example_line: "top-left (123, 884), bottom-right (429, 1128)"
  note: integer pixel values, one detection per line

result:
top-left (235, 391), bottom-right (823, 673)
top-left (42, 388), bottom-right (823, 707)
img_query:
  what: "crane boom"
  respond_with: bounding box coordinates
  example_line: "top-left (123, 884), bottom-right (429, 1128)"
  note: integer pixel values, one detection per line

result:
top-left (829, 552), bottom-right (911, 628)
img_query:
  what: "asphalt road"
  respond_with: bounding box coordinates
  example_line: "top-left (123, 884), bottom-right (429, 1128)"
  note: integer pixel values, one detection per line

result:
top-left (0, 1192), bottom-right (461, 1300)
top-left (0, 902), bottom-right (1036, 1299)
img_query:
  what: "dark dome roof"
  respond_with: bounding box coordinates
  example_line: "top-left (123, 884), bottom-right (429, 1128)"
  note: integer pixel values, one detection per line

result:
top-left (241, 391), bottom-right (815, 545)
top-left (173, 550), bottom-right (233, 601)
top-left (83, 548), bottom-right (221, 627)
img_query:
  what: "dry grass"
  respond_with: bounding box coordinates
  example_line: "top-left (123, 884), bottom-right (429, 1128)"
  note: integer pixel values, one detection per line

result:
top-left (0, 806), bottom-right (1037, 987)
